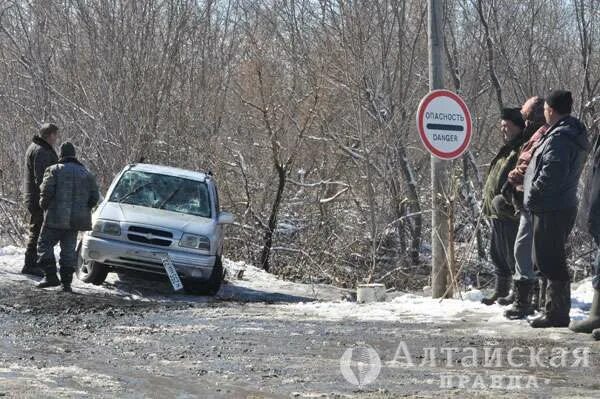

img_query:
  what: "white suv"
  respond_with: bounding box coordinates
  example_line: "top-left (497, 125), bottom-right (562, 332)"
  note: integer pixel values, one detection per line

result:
top-left (77, 163), bottom-right (234, 295)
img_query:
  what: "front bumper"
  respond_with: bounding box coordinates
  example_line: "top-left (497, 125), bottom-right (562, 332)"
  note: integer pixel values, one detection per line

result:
top-left (82, 235), bottom-right (216, 279)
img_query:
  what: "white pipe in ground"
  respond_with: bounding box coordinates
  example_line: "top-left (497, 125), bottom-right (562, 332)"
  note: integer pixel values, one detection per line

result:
top-left (357, 283), bottom-right (387, 303)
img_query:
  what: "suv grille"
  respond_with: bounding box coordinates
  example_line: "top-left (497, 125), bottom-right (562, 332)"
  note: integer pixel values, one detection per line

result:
top-left (127, 234), bottom-right (172, 247)
top-left (129, 226), bottom-right (173, 238)
top-left (127, 226), bottom-right (173, 247)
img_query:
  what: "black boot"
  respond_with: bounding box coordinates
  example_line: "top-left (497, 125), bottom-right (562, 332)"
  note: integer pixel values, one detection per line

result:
top-left (530, 280), bottom-right (571, 328)
top-left (569, 289), bottom-right (600, 333)
top-left (504, 280), bottom-right (535, 319)
top-left (481, 275), bottom-right (511, 306)
top-left (497, 281), bottom-right (515, 306)
top-left (21, 253), bottom-right (44, 277)
top-left (531, 280), bottom-right (541, 311)
top-left (37, 273), bottom-right (61, 289)
top-left (60, 269), bottom-right (74, 293)
top-left (592, 329), bottom-right (600, 340)
top-left (538, 277), bottom-right (548, 309)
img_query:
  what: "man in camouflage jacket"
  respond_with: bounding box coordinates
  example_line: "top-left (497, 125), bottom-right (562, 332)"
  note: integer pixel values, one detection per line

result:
top-left (481, 108), bottom-right (528, 306)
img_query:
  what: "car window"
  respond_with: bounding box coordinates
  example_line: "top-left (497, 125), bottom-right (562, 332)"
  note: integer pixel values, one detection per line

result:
top-left (109, 170), bottom-right (211, 218)
top-left (214, 183), bottom-right (220, 213)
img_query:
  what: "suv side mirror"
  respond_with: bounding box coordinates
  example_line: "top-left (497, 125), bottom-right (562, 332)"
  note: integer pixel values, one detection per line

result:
top-left (217, 211), bottom-right (234, 225)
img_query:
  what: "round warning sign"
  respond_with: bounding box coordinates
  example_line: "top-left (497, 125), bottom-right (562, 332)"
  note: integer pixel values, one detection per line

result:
top-left (416, 90), bottom-right (472, 160)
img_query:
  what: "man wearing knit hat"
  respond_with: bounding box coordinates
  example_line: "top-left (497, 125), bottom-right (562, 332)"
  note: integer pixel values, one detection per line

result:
top-left (36, 142), bottom-right (100, 292)
top-left (524, 90), bottom-right (590, 328)
top-left (481, 108), bottom-right (528, 306)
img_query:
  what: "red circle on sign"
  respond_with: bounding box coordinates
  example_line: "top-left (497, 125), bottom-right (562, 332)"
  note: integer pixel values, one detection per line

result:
top-left (417, 90), bottom-right (472, 160)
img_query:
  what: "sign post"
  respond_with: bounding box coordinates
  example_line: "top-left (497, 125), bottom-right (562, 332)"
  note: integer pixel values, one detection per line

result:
top-left (417, 89), bottom-right (472, 298)
top-left (423, 0), bottom-right (472, 299)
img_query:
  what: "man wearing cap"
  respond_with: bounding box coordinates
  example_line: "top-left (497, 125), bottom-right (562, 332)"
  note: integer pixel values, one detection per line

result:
top-left (481, 108), bottom-right (528, 305)
top-left (36, 142), bottom-right (100, 292)
top-left (524, 90), bottom-right (590, 328)
top-left (22, 123), bottom-right (60, 276)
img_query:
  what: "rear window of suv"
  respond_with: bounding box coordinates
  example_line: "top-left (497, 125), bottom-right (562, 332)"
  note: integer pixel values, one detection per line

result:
top-left (109, 170), bottom-right (212, 218)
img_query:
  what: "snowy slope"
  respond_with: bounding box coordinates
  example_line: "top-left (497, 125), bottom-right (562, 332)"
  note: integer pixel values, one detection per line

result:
top-left (0, 246), bottom-right (596, 325)
top-left (0, 246), bottom-right (348, 303)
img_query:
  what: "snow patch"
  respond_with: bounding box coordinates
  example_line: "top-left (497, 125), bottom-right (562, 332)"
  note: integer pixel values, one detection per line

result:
top-left (0, 245), bottom-right (24, 256)
top-left (570, 277), bottom-right (595, 320)
top-left (284, 291), bottom-right (504, 323)
top-left (0, 364), bottom-right (121, 394)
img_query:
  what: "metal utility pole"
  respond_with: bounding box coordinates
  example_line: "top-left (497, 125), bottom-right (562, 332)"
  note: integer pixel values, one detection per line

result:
top-left (428, 0), bottom-right (451, 298)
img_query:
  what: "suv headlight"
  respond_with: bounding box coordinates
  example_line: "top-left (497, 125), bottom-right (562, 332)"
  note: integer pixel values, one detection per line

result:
top-left (179, 234), bottom-right (210, 251)
top-left (92, 220), bottom-right (122, 236)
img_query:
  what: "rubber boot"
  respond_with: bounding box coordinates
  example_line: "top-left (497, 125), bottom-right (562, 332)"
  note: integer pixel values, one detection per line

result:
top-left (530, 280), bottom-right (571, 328)
top-left (481, 275), bottom-right (511, 306)
top-left (21, 253), bottom-right (44, 277)
top-left (531, 280), bottom-right (541, 311)
top-left (504, 280), bottom-right (535, 319)
top-left (539, 277), bottom-right (548, 309)
top-left (569, 289), bottom-right (600, 333)
top-left (60, 269), bottom-right (74, 293)
top-left (592, 329), bottom-right (600, 340)
top-left (497, 281), bottom-right (515, 306)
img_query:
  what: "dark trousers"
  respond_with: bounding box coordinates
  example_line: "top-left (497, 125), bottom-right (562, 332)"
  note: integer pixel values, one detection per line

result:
top-left (593, 235), bottom-right (600, 290)
top-left (592, 250), bottom-right (600, 290)
top-left (37, 226), bottom-right (78, 276)
top-left (490, 218), bottom-right (519, 278)
top-left (532, 208), bottom-right (577, 282)
top-left (25, 208), bottom-right (55, 267)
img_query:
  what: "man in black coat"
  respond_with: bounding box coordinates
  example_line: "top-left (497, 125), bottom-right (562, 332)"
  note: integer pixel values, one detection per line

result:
top-left (37, 142), bottom-right (99, 292)
top-left (523, 90), bottom-right (590, 328)
top-left (22, 123), bottom-right (60, 276)
top-left (569, 126), bottom-right (600, 338)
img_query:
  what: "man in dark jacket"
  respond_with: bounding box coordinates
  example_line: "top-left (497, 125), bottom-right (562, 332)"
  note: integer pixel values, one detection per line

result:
top-left (569, 129), bottom-right (600, 338)
top-left (22, 123), bottom-right (59, 276)
top-left (37, 142), bottom-right (100, 292)
top-left (524, 90), bottom-right (590, 328)
top-left (481, 108), bottom-right (527, 305)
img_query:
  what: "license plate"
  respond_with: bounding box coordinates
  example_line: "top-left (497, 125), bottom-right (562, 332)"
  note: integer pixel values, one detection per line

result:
top-left (159, 254), bottom-right (184, 291)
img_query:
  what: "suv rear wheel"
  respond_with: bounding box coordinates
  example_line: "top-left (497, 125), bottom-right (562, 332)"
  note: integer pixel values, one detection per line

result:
top-left (183, 257), bottom-right (224, 296)
top-left (76, 241), bottom-right (109, 285)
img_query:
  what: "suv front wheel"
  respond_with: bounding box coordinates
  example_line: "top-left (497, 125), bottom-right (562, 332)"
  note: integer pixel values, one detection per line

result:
top-left (76, 241), bottom-right (109, 285)
top-left (183, 257), bottom-right (224, 296)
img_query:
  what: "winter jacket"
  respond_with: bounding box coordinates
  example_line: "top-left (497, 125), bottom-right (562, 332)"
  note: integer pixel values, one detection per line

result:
top-left (483, 134), bottom-right (528, 221)
top-left (508, 124), bottom-right (548, 192)
top-left (23, 136), bottom-right (58, 212)
top-left (585, 134), bottom-right (600, 237)
top-left (39, 158), bottom-right (100, 231)
top-left (501, 124), bottom-right (549, 213)
top-left (523, 116), bottom-right (590, 213)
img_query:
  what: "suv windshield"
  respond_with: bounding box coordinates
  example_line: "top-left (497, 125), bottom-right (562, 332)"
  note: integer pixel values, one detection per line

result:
top-left (109, 170), bottom-right (212, 218)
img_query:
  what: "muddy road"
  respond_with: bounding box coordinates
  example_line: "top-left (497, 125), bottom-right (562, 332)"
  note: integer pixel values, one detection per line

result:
top-left (1, 263), bottom-right (600, 398)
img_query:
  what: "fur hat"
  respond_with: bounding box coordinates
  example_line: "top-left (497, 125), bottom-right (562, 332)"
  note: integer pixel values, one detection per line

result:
top-left (39, 123), bottom-right (58, 138)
